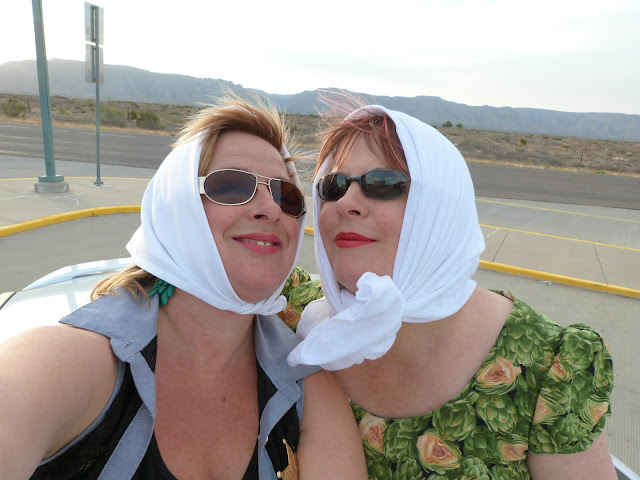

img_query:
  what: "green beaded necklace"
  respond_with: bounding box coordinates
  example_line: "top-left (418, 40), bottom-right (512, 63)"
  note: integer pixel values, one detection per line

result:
top-left (148, 278), bottom-right (174, 306)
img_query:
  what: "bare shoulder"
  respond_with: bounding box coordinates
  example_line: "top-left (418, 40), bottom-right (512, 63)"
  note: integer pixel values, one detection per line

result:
top-left (0, 325), bottom-right (118, 475)
top-left (1, 324), bottom-right (118, 385)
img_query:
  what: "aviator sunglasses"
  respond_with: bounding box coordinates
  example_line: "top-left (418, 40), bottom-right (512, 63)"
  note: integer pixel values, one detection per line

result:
top-left (199, 168), bottom-right (306, 218)
top-left (317, 169), bottom-right (410, 201)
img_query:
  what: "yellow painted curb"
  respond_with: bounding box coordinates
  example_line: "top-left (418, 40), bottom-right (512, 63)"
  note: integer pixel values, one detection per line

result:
top-left (479, 260), bottom-right (640, 298)
top-left (0, 206), bottom-right (141, 237)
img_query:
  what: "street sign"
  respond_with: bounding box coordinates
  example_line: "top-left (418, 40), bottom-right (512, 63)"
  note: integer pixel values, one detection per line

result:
top-left (84, 2), bottom-right (104, 84)
top-left (84, 3), bottom-right (103, 45)
top-left (85, 44), bottom-right (104, 84)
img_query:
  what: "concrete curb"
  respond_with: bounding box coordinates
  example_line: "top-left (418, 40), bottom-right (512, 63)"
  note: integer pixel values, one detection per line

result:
top-left (0, 206), bottom-right (141, 237)
top-left (3, 213), bottom-right (639, 299)
top-left (478, 260), bottom-right (640, 299)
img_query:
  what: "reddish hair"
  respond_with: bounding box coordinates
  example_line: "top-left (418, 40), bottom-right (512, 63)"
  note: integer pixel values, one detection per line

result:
top-left (316, 103), bottom-right (408, 176)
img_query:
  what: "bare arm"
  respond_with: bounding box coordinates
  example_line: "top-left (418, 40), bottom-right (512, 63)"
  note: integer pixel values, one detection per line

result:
top-left (297, 370), bottom-right (368, 480)
top-left (0, 325), bottom-right (118, 479)
top-left (527, 432), bottom-right (617, 480)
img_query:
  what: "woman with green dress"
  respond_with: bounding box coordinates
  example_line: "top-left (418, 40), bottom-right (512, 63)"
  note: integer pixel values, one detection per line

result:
top-left (286, 103), bottom-right (616, 479)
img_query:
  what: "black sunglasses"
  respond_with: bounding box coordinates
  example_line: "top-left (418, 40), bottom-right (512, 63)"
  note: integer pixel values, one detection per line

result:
top-left (317, 169), bottom-right (410, 201)
top-left (199, 169), bottom-right (306, 218)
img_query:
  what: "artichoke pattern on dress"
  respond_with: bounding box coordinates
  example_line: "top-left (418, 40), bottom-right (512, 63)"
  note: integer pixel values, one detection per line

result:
top-left (280, 272), bottom-right (614, 480)
top-left (278, 266), bottom-right (323, 331)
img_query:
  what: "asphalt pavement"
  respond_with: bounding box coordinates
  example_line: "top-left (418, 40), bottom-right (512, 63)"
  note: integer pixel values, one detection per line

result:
top-left (0, 153), bottom-right (639, 473)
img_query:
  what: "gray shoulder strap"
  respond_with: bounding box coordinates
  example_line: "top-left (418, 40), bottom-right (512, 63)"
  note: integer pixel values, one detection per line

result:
top-left (61, 292), bottom-right (159, 479)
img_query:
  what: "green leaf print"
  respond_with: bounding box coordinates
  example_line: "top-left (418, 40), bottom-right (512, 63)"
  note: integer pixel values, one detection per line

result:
top-left (463, 426), bottom-right (502, 464)
top-left (351, 402), bottom-right (368, 424)
top-left (535, 382), bottom-right (572, 420)
top-left (559, 327), bottom-right (600, 372)
top-left (366, 453), bottom-right (392, 480)
top-left (497, 435), bottom-right (528, 463)
top-left (384, 416), bottom-right (431, 462)
top-left (549, 414), bottom-right (589, 448)
top-left (491, 464), bottom-right (531, 480)
top-left (475, 394), bottom-right (517, 434)
top-left (570, 370), bottom-right (594, 412)
top-left (529, 423), bottom-right (556, 454)
top-left (580, 395), bottom-right (610, 430)
top-left (592, 350), bottom-right (614, 392)
top-left (280, 266), bottom-right (311, 298)
top-left (494, 301), bottom-right (559, 365)
top-left (287, 280), bottom-right (324, 309)
top-left (457, 456), bottom-right (491, 479)
top-left (390, 458), bottom-right (425, 480)
top-left (432, 400), bottom-right (477, 441)
top-left (513, 383), bottom-right (537, 420)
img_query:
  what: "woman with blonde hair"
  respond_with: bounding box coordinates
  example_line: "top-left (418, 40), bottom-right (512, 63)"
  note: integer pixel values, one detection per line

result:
top-left (0, 96), bottom-right (367, 479)
top-left (287, 102), bottom-right (615, 479)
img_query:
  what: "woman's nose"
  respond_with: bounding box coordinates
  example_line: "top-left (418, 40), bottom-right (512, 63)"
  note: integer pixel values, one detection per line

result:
top-left (250, 182), bottom-right (281, 220)
top-left (336, 182), bottom-right (367, 217)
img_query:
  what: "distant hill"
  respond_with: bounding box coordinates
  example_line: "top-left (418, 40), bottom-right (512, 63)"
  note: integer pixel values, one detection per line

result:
top-left (1, 59), bottom-right (639, 141)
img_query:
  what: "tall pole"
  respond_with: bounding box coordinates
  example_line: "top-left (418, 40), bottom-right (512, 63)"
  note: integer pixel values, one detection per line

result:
top-left (94, 6), bottom-right (102, 186)
top-left (32, 0), bottom-right (63, 184)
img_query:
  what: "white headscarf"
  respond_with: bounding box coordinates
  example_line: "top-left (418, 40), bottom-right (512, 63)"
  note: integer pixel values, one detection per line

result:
top-left (126, 135), bottom-right (306, 315)
top-left (287, 106), bottom-right (485, 370)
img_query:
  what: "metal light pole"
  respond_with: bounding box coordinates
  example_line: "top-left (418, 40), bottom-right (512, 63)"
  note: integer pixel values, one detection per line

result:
top-left (32, 0), bottom-right (67, 192)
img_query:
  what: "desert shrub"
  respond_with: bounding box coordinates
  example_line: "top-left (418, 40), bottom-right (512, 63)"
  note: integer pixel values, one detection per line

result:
top-left (136, 110), bottom-right (163, 130)
top-left (441, 120), bottom-right (453, 128)
top-left (100, 105), bottom-right (127, 127)
top-left (456, 123), bottom-right (464, 128)
top-left (1, 99), bottom-right (27, 118)
top-left (519, 138), bottom-right (527, 146)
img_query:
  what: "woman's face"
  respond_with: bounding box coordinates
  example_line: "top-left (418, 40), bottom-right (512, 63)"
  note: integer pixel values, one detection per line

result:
top-left (318, 135), bottom-right (408, 294)
top-left (203, 131), bottom-right (300, 303)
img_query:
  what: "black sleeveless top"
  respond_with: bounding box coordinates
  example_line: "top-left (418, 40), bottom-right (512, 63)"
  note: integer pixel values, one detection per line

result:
top-left (31, 337), bottom-right (299, 479)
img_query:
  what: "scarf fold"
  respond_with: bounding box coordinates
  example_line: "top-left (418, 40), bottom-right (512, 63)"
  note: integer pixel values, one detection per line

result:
top-left (288, 106), bottom-right (485, 370)
top-left (127, 135), bottom-right (306, 316)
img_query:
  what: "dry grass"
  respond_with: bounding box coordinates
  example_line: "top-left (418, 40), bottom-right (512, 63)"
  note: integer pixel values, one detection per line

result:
top-left (2, 93), bottom-right (639, 176)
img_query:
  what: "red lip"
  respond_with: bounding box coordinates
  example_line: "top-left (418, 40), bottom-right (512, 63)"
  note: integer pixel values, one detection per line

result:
top-left (232, 233), bottom-right (282, 254)
top-left (334, 232), bottom-right (375, 248)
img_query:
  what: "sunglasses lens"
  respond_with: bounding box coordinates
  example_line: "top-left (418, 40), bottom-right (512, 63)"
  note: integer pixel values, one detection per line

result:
top-left (317, 174), bottom-right (347, 201)
top-left (270, 179), bottom-right (306, 217)
top-left (317, 170), bottom-right (409, 201)
top-left (362, 171), bottom-right (410, 199)
top-left (203, 170), bottom-right (256, 204)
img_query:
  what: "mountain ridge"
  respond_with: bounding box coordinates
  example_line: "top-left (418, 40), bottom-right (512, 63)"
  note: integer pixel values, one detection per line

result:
top-left (1, 59), bottom-right (639, 141)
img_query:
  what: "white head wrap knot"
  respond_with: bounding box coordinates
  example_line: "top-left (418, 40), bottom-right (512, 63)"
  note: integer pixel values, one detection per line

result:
top-left (288, 106), bottom-right (485, 370)
top-left (126, 135), bottom-right (306, 316)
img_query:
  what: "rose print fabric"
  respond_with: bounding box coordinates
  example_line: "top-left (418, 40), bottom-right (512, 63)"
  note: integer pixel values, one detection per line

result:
top-left (281, 277), bottom-right (613, 480)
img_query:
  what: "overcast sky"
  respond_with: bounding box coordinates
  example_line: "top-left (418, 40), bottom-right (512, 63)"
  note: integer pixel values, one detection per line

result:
top-left (2, 0), bottom-right (639, 115)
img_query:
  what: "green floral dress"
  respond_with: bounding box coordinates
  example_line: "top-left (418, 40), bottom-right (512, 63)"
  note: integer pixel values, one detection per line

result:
top-left (281, 271), bottom-right (614, 480)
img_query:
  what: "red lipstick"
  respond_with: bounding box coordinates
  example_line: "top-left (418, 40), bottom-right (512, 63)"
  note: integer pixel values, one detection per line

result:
top-left (335, 232), bottom-right (375, 248)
